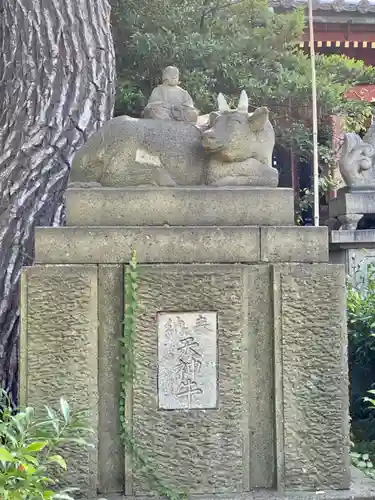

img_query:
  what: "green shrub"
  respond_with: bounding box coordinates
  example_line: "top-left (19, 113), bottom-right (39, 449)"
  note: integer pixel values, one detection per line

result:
top-left (0, 393), bottom-right (93, 500)
top-left (347, 260), bottom-right (375, 439)
top-left (348, 259), bottom-right (375, 477)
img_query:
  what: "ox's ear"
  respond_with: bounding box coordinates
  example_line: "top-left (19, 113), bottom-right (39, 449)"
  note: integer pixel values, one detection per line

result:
top-left (248, 106), bottom-right (269, 133)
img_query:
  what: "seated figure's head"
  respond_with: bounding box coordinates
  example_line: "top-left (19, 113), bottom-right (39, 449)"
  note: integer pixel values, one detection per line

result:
top-left (162, 66), bottom-right (179, 86)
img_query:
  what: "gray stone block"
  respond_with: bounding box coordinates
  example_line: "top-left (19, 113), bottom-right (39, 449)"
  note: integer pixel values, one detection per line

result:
top-left (273, 263), bottom-right (350, 490)
top-left (34, 226), bottom-right (261, 264)
top-left (247, 265), bottom-right (275, 488)
top-left (329, 189), bottom-right (375, 218)
top-left (330, 229), bottom-right (375, 249)
top-left (65, 186), bottom-right (295, 227)
top-left (20, 265), bottom-right (99, 498)
top-left (94, 466), bottom-right (374, 500)
top-left (97, 265), bottom-right (125, 494)
top-left (35, 226), bottom-right (328, 265)
top-left (261, 226), bottom-right (328, 263)
top-left (129, 264), bottom-right (275, 494)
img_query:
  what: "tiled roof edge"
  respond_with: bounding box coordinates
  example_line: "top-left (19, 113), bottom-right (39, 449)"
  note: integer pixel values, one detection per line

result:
top-left (269, 0), bottom-right (375, 13)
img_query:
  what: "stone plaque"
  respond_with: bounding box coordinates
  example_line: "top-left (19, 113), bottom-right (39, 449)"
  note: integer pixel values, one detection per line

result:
top-left (157, 312), bottom-right (218, 410)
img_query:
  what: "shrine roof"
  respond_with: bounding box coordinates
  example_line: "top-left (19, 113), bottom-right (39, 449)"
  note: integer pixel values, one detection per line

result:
top-left (269, 0), bottom-right (375, 13)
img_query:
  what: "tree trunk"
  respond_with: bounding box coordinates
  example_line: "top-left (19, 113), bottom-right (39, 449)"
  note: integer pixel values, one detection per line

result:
top-left (0, 0), bottom-right (116, 400)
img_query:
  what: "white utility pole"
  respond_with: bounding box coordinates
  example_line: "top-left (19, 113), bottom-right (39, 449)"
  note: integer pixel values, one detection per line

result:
top-left (308, 0), bottom-right (320, 226)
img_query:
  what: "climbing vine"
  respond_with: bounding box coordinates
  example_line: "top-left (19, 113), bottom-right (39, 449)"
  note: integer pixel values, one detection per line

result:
top-left (119, 250), bottom-right (186, 500)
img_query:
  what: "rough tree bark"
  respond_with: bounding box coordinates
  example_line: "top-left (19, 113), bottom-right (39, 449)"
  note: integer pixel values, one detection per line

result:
top-left (0, 0), bottom-right (116, 399)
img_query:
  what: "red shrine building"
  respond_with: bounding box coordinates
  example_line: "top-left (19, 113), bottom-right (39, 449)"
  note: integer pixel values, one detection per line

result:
top-left (270, 0), bottom-right (375, 96)
top-left (270, 0), bottom-right (375, 222)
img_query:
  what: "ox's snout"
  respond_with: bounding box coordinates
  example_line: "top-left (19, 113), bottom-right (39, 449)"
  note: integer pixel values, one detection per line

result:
top-left (202, 129), bottom-right (224, 152)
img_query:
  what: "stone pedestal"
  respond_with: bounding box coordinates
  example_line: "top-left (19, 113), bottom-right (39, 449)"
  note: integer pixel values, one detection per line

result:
top-left (20, 187), bottom-right (350, 499)
top-left (329, 186), bottom-right (375, 230)
top-left (330, 229), bottom-right (375, 288)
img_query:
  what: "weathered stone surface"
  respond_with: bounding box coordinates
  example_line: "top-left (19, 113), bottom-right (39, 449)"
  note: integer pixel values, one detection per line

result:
top-left (329, 188), bottom-right (375, 219)
top-left (330, 229), bottom-right (375, 287)
top-left (158, 312), bottom-right (218, 410)
top-left (143, 66), bottom-right (198, 123)
top-left (69, 116), bottom-right (205, 187)
top-left (131, 265), bottom-right (250, 495)
top-left (273, 264), bottom-right (350, 490)
top-left (260, 226), bottom-right (328, 263)
top-left (97, 265), bottom-right (124, 494)
top-left (34, 226), bottom-right (261, 264)
top-left (246, 265), bottom-right (275, 489)
top-left (205, 157), bottom-right (279, 187)
top-left (35, 226), bottom-right (329, 265)
top-left (65, 186), bottom-right (295, 227)
top-left (330, 228), bottom-right (375, 248)
top-left (20, 265), bottom-right (98, 497)
top-left (338, 213), bottom-right (363, 230)
top-left (89, 466), bottom-right (375, 500)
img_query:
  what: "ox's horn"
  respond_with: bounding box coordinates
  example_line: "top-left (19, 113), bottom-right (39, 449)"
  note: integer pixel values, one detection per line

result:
top-left (217, 93), bottom-right (230, 112)
top-left (237, 90), bottom-right (249, 113)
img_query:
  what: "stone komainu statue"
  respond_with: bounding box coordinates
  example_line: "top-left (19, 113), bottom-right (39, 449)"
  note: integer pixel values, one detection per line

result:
top-left (339, 121), bottom-right (375, 188)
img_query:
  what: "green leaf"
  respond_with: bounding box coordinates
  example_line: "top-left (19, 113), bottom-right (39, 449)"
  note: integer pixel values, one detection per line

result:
top-left (45, 406), bottom-right (60, 432)
top-left (47, 454), bottom-right (67, 470)
top-left (23, 463), bottom-right (37, 474)
top-left (43, 490), bottom-right (56, 500)
top-left (0, 448), bottom-right (14, 462)
top-left (8, 493), bottom-right (22, 500)
top-left (23, 454), bottom-right (39, 465)
top-left (24, 441), bottom-right (48, 452)
top-left (60, 398), bottom-right (70, 423)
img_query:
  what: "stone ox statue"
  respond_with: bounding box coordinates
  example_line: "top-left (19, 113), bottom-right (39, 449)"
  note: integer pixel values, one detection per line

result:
top-left (69, 91), bottom-right (278, 188)
top-left (201, 91), bottom-right (277, 186)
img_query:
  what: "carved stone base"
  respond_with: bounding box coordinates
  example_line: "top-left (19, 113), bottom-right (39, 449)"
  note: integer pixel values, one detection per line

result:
top-left (21, 259), bottom-right (349, 496)
top-left (338, 214), bottom-right (363, 230)
top-left (65, 186), bottom-right (295, 227)
top-left (329, 187), bottom-right (375, 222)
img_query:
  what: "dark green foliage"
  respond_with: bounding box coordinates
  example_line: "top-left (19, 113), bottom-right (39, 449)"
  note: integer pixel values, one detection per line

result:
top-left (347, 263), bottom-right (375, 442)
top-left (111, 0), bottom-right (375, 157)
top-left (0, 394), bottom-right (93, 500)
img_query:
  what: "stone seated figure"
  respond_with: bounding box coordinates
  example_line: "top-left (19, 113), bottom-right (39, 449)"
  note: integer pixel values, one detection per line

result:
top-left (143, 66), bottom-right (198, 124)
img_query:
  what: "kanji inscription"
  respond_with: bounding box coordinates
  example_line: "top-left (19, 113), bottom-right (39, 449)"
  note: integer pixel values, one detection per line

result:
top-left (157, 312), bottom-right (218, 410)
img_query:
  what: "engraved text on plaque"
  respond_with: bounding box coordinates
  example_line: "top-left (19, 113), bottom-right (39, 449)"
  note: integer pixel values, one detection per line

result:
top-left (158, 312), bottom-right (218, 410)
